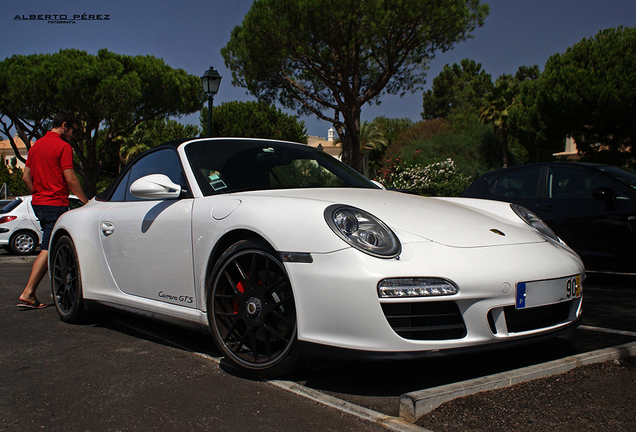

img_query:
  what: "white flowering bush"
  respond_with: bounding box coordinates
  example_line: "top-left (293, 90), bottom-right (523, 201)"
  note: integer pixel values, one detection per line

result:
top-left (378, 157), bottom-right (471, 197)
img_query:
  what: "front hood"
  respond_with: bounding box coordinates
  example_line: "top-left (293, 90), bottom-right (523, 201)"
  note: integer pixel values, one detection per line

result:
top-left (233, 188), bottom-right (547, 248)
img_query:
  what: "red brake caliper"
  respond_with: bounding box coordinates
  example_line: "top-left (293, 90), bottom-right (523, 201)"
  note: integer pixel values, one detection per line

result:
top-left (233, 276), bottom-right (247, 314)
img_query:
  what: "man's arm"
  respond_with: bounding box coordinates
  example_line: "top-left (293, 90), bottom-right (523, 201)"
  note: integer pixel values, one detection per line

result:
top-left (63, 169), bottom-right (89, 204)
top-left (22, 167), bottom-right (33, 193)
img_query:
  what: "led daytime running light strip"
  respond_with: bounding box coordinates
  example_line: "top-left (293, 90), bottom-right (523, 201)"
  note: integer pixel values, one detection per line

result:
top-left (378, 278), bottom-right (458, 298)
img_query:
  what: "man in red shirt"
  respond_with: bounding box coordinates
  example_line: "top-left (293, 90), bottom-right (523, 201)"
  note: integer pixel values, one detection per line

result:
top-left (18, 113), bottom-right (89, 309)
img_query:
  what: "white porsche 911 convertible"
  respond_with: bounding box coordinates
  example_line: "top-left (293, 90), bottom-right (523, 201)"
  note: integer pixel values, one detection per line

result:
top-left (49, 138), bottom-right (583, 376)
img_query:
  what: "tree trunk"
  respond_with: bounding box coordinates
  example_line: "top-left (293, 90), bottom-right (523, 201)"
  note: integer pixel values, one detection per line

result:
top-left (340, 107), bottom-right (362, 173)
top-left (501, 129), bottom-right (509, 168)
top-left (80, 167), bottom-right (98, 199)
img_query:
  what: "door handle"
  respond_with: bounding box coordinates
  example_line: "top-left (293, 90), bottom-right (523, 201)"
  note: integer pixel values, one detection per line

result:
top-left (101, 221), bottom-right (115, 236)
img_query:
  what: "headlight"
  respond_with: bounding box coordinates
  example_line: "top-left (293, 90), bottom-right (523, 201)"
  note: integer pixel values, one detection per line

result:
top-left (511, 205), bottom-right (562, 243)
top-left (325, 204), bottom-right (401, 258)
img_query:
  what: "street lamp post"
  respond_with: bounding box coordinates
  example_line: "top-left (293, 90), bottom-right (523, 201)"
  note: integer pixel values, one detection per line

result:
top-left (201, 67), bottom-right (222, 137)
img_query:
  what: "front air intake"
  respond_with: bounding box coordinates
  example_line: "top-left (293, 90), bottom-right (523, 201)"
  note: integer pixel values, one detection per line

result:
top-left (381, 301), bottom-right (466, 340)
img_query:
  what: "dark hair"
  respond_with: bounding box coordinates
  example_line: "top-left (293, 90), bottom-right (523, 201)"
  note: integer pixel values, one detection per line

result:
top-left (51, 112), bottom-right (79, 129)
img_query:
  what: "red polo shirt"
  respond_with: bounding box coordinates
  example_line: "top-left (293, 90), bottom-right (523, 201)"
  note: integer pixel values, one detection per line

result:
top-left (25, 131), bottom-right (75, 206)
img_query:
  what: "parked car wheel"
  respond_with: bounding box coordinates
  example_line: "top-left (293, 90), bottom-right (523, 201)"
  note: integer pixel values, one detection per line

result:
top-left (208, 239), bottom-right (298, 376)
top-left (10, 231), bottom-right (37, 255)
top-left (51, 235), bottom-right (85, 323)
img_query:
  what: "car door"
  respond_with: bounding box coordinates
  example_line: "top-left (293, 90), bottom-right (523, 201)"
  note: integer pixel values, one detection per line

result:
top-left (24, 199), bottom-right (43, 234)
top-left (98, 148), bottom-right (197, 308)
top-left (536, 166), bottom-right (634, 268)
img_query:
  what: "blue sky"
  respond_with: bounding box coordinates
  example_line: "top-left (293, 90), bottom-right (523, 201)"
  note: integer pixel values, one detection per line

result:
top-left (2, 0), bottom-right (636, 138)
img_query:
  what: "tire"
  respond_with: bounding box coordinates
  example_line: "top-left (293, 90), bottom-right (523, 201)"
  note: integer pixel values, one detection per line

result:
top-left (208, 239), bottom-right (298, 377)
top-left (10, 231), bottom-right (37, 255)
top-left (51, 235), bottom-right (85, 323)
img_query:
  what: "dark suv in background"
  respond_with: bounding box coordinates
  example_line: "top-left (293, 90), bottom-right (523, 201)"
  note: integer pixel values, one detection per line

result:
top-left (462, 162), bottom-right (636, 273)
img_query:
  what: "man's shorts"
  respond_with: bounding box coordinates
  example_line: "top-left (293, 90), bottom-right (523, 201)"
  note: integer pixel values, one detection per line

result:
top-left (32, 205), bottom-right (68, 251)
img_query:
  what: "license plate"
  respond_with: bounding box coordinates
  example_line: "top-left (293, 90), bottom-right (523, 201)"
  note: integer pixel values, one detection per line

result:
top-left (516, 275), bottom-right (581, 310)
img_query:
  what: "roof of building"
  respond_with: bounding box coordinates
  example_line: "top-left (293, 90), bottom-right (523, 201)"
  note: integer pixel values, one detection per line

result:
top-left (0, 136), bottom-right (28, 152)
top-left (307, 128), bottom-right (341, 159)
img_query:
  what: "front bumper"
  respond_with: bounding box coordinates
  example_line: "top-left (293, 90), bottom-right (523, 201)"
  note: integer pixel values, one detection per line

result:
top-left (286, 239), bottom-right (584, 357)
top-left (297, 316), bottom-right (581, 360)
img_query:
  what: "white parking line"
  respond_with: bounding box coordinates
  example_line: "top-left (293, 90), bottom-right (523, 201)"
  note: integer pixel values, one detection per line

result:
top-left (585, 286), bottom-right (636, 294)
top-left (579, 324), bottom-right (636, 338)
top-left (269, 379), bottom-right (430, 432)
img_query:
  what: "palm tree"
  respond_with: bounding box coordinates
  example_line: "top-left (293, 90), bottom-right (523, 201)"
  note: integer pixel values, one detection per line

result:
top-left (119, 126), bottom-right (154, 165)
top-left (480, 75), bottom-right (517, 168)
top-left (333, 121), bottom-right (388, 176)
top-left (119, 118), bottom-right (201, 169)
top-left (333, 121), bottom-right (388, 154)
top-left (481, 67), bottom-right (541, 168)
top-left (359, 121), bottom-right (388, 154)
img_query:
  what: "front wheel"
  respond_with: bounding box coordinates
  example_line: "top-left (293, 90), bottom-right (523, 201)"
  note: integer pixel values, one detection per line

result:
top-left (51, 235), bottom-right (85, 323)
top-left (208, 240), bottom-right (298, 377)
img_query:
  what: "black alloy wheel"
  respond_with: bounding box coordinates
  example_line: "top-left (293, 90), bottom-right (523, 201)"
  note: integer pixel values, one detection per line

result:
top-left (209, 240), bottom-right (297, 376)
top-left (51, 235), bottom-right (85, 323)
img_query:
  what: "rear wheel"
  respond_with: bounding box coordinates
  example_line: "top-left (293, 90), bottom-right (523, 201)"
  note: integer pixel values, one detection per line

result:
top-left (51, 235), bottom-right (85, 323)
top-left (208, 240), bottom-right (298, 376)
top-left (10, 231), bottom-right (37, 255)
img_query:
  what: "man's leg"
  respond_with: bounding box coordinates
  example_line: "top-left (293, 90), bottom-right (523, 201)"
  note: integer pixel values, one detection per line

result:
top-left (19, 205), bottom-right (66, 306)
top-left (19, 250), bottom-right (49, 304)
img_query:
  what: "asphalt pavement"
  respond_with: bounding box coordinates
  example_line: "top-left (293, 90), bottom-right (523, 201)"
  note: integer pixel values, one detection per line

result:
top-left (1, 259), bottom-right (410, 432)
top-left (2, 252), bottom-right (636, 431)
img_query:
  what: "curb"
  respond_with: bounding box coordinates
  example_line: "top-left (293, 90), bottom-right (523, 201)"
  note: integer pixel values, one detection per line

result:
top-left (399, 339), bottom-right (636, 422)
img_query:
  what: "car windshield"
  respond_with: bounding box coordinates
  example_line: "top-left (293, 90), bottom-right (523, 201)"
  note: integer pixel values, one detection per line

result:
top-left (185, 139), bottom-right (378, 196)
top-left (0, 198), bottom-right (22, 214)
top-left (597, 165), bottom-right (636, 190)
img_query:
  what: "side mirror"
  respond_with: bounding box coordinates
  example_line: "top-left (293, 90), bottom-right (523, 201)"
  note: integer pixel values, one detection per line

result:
top-left (591, 186), bottom-right (618, 210)
top-left (591, 186), bottom-right (616, 202)
top-left (130, 174), bottom-right (181, 200)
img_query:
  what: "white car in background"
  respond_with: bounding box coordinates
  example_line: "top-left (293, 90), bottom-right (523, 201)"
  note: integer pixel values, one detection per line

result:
top-left (48, 138), bottom-right (584, 376)
top-left (0, 195), bottom-right (82, 255)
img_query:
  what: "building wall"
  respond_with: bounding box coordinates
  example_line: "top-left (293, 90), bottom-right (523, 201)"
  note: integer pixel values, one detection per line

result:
top-left (552, 136), bottom-right (582, 161)
top-left (0, 137), bottom-right (28, 170)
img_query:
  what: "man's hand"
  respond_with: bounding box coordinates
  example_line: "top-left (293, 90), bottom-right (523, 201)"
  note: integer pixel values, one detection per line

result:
top-left (63, 169), bottom-right (89, 204)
